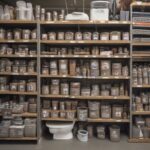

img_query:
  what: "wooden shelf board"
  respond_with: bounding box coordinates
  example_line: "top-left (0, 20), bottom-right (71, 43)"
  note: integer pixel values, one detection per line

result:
top-left (41, 40), bottom-right (130, 45)
top-left (131, 2), bottom-right (150, 7)
top-left (0, 55), bottom-right (37, 58)
top-left (42, 109), bottom-right (76, 112)
top-left (132, 85), bottom-right (150, 88)
top-left (0, 113), bottom-right (37, 117)
top-left (40, 55), bottom-right (130, 59)
top-left (0, 20), bottom-right (37, 24)
top-left (0, 91), bottom-right (37, 95)
top-left (0, 40), bottom-right (37, 43)
top-left (132, 43), bottom-right (150, 46)
top-left (132, 111), bottom-right (150, 115)
top-left (0, 137), bottom-right (38, 141)
top-left (88, 118), bottom-right (129, 123)
top-left (40, 75), bottom-right (130, 80)
top-left (40, 20), bottom-right (131, 25)
top-left (0, 72), bottom-right (37, 76)
top-left (42, 118), bottom-right (77, 121)
top-left (128, 138), bottom-right (150, 143)
top-left (40, 95), bottom-right (130, 100)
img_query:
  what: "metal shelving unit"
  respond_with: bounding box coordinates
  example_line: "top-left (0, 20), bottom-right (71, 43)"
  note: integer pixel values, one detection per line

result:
top-left (0, 21), bottom-right (39, 141)
top-left (40, 20), bottom-right (131, 139)
top-left (130, 2), bottom-right (150, 143)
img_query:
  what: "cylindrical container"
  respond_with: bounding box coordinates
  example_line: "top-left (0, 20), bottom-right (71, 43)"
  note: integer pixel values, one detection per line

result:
top-left (83, 32), bottom-right (92, 40)
top-left (28, 103), bottom-right (37, 113)
top-left (122, 66), bottom-right (129, 76)
top-left (101, 104), bottom-right (111, 118)
top-left (77, 107), bottom-right (88, 121)
top-left (69, 60), bottom-right (76, 76)
top-left (91, 84), bottom-right (99, 96)
top-left (42, 63), bottom-right (49, 74)
top-left (92, 32), bottom-right (99, 40)
top-left (97, 126), bottom-right (105, 139)
top-left (101, 60), bottom-right (111, 76)
top-left (142, 127), bottom-right (150, 138)
top-left (60, 83), bottom-right (69, 95)
top-left (18, 81), bottom-right (26, 92)
top-left (42, 110), bottom-right (49, 118)
top-left (6, 30), bottom-right (13, 40)
top-left (27, 80), bottom-right (36, 92)
top-left (46, 12), bottom-right (52, 21)
top-left (14, 29), bottom-right (21, 40)
top-left (42, 85), bottom-right (49, 95)
top-left (109, 125), bottom-right (120, 142)
top-left (58, 32), bottom-right (65, 40)
top-left (90, 60), bottom-right (99, 77)
top-left (59, 59), bottom-right (68, 75)
top-left (111, 85), bottom-right (119, 96)
top-left (66, 111), bottom-right (75, 119)
top-left (10, 82), bottom-right (18, 91)
top-left (60, 102), bottom-right (65, 110)
top-left (52, 101), bottom-right (58, 110)
top-left (0, 29), bottom-right (5, 39)
top-left (110, 31), bottom-right (121, 40)
top-left (50, 60), bottom-right (58, 75)
top-left (41, 8), bottom-right (45, 21)
top-left (77, 130), bottom-right (88, 142)
top-left (122, 32), bottom-right (129, 40)
top-left (43, 99), bottom-right (50, 109)
top-left (72, 101), bottom-right (78, 110)
top-left (50, 111), bottom-right (59, 118)
top-left (53, 11), bottom-right (58, 21)
top-left (100, 32), bottom-right (109, 40)
top-left (112, 63), bottom-right (122, 76)
top-left (50, 79), bottom-right (59, 95)
top-left (66, 101), bottom-right (72, 110)
top-left (22, 29), bottom-right (31, 40)
top-left (81, 87), bottom-right (91, 96)
top-left (112, 105), bottom-right (123, 119)
top-left (70, 82), bottom-right (80, 96)
top-left (48, 32), bottom-right (56, 40)
top-left (75, 32), bottom-right (82, 40)
top-left (88, 102), bottom-right (100, 119)
top-left (91, 47), bottom-right (99, 55)
top-left (65, 32), bottom-right (74, 40)
top-left (31, 29), bottom-right (37, 40)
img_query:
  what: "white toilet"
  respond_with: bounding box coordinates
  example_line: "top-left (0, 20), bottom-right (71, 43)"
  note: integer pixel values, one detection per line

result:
top-left (46, 122), bottom-right (74, 140)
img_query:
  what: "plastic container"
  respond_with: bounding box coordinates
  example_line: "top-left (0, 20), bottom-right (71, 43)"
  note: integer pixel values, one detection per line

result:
top-left (77, 130), bottom-right (88, 142)
top-left (77, 107), bottom-right (88, 121)
top-left (109, 125), bottom-right (120, 142)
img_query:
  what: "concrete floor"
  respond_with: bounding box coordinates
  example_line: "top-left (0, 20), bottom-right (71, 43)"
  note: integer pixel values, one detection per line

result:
top-left (0, 136), bottom-right (150, 150)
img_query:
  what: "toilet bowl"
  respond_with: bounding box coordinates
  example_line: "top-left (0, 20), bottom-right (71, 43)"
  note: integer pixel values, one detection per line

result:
top-left (46, 122), bottom-right (74, 140)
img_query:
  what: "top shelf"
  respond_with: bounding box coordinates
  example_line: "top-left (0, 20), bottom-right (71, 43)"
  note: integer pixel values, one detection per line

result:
top-left (0, 20), bottom-right (37, 24)
top-left (0, 20), bottom-right (131, 26)
top-left (131, 2), bottom-right (150, 7)
top-left (40, 20), bottom-right (131, 26)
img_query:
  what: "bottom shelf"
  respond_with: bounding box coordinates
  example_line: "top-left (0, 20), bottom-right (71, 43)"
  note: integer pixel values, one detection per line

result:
top-left (128, 138), bottom-right (150, 143)
top-left (0, 137), bottom-right (38, 141)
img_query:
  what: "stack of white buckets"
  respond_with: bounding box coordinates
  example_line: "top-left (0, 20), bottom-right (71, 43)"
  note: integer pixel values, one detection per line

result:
top-left (16, 1), bottom-right (33, 20)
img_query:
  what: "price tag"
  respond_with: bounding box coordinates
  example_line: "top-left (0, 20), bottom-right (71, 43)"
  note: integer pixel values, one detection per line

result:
top-left (92, 55), bottom-right (96, 58)
top-left (116, 120), bottom-right (121, 122)
top-left (70, 41), bottom-right (76, 43)
top-left (84, 55), bottom-right (88, 58)
top-left (113, 96), bottom-right (117, 99)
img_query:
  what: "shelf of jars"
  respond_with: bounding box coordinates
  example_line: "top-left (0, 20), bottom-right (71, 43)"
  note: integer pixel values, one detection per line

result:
top-left (40, 75), bottom-right (130, 80)
top-left (40, 40), bottom-right (130, 45)
top-left (132, 111), bottom-right (150, 115)
top-left (0, 112), bottom-right (37, 117)
top-left (0, 17), bottom-right (38, 141)
top-left (40, 55), bottom-right (131, 59)
top-left (40, 95), bottom-right (130, 100)
top-left (40, 20), bottom-right (131, 25)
